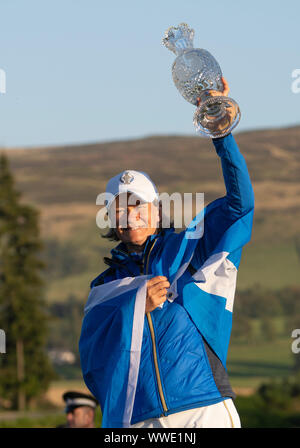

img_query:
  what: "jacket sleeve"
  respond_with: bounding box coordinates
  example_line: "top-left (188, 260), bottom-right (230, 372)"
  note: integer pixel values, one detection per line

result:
top-left (191, 133), bottom-right (255, 269)
top-left (213, 133), bottom-right (254, 216)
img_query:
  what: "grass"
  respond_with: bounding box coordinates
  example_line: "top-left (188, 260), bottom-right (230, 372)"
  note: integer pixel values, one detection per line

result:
top-left (0, 407), bottom-right (103, 428)
top-left (1, 393), bottom-right (299, 428)
top-left (0, 413), bottom-right (67, 428)
top-left (235, 395), bottom-right (300, 428)
top-left (227, 338), bottom-right (294, 389)
top-left (0, 337), bottom-right (297, 428)
top-left (237, 240), bottom-right (300, 291)
top-left (46, 271), bottom-right (96, 303)
top-left (44, 231), bottom-right (300, 304)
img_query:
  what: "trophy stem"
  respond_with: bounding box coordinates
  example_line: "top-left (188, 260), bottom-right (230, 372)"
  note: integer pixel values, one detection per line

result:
top-left (193, 93), bottom-right (241, 138)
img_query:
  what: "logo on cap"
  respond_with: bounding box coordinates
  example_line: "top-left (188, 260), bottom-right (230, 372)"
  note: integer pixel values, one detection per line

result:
top-left (120, 171), bottom-right (134, 184)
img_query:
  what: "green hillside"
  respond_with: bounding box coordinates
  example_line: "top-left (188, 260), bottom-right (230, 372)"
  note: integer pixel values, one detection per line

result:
top-left (2, 125), bottom-right (300, 304)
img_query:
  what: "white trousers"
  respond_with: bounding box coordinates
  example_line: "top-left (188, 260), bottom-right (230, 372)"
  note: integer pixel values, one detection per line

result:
top-left (130, 399), bottom-right (241, 428)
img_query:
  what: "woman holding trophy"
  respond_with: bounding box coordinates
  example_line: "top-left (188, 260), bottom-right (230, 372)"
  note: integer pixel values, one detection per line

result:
top-left (79, 24), bottom-right (254, 428)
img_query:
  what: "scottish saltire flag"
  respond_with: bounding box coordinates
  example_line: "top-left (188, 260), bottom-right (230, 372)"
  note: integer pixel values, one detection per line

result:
top-left (79, 206), bottom-right (253, 428)
top-left (182, 208), bottom-right (254, 367)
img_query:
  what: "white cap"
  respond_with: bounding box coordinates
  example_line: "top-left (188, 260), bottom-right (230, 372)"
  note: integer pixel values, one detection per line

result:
top-left (105, 170), bottom-right (159, 210)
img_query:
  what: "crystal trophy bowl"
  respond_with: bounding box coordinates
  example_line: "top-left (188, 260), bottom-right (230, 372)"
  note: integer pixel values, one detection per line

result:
top-left (162, 23), bottom-right (241, 138)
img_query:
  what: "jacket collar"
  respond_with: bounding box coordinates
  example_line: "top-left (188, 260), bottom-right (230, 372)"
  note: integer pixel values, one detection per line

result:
top-left (110, 227), bottom-right (175, 263)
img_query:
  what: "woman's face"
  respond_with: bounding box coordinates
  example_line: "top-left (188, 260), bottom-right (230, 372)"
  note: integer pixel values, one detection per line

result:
top-left (110, 193), bottom-right (159, 247)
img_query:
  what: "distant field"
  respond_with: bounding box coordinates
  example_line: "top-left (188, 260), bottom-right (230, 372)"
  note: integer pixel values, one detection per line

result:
top-left (0, 406), bottom-right (102, 428)
top-left (47, 338), bottom-right (295, 397)
top-left (44, 235), bottom-right (300, 304)
top-left (3, 126), bottom-right (300, 303)
top-left (43, 200), bottom-right (300, 304)
top-left (0, 331), bottom-right (296, 427)
top-left (227, 338), bottom-right (294, 389)
top-left (0, 412), bottom-right (67, 428)
top-left (237, 241), bottom-right (300, 290)
top-left (0, 340), bottom-right (295, 428)
top-left (44, 336), bottom-right (295, 399)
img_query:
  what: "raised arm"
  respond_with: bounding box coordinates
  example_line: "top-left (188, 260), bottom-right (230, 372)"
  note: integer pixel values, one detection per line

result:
top-left (190, 80), bottom-right (254, 269)
top-left (212, 132), bottom-right (254, 217)
top-left (189, 132), bottom-right (254, 272)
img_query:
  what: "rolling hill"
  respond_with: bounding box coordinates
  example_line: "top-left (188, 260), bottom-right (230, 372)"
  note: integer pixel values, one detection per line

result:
top-left (2, 125), bottom-right (300, 302)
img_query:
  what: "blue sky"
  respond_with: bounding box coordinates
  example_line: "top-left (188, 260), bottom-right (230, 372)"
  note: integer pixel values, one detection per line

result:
top-left (0, 0), bottom-right (299, 148)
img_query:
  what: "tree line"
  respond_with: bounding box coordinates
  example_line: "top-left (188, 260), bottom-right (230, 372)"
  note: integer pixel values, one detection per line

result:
top-left (0, 154), bottom-right (55, 410)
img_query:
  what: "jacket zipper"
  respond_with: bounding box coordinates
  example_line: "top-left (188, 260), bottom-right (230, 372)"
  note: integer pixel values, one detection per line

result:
top-left (109, 240), bottom-right (169, 414)
top-left (144, 239), bottom-right (168, 415)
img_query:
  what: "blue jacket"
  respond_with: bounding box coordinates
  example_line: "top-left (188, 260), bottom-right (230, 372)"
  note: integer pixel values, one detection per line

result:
top-left (79, 133), bottom-right (254, 427)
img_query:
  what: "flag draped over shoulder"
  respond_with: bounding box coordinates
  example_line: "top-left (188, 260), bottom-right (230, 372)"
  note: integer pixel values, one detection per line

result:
top-left (182, 209), bottom-right (254, 367)
top-left (79, 207), bottom-right (253, 428)
top-left (79, 276), bottom-right (150, 428)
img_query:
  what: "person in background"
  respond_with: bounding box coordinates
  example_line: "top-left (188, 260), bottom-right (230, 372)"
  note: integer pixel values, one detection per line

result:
top-left (56, 391), bottom-right (98, 428)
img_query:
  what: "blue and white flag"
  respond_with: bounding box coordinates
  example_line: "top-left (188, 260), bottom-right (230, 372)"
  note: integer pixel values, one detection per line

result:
top-left (79, 206), bottom-right (253, 427)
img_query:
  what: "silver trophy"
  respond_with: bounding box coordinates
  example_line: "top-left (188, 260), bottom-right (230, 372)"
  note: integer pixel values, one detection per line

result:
top-left (162, 23), bottom-right (240, 138)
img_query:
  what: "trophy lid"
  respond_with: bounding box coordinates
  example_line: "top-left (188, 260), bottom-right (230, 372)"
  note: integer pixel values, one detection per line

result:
top-left (162, 23), bottom-right (195, 55)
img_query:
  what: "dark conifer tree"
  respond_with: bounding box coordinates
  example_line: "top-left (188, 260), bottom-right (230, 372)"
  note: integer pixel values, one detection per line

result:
top-left (0, 154), bottom-right (55, 410)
